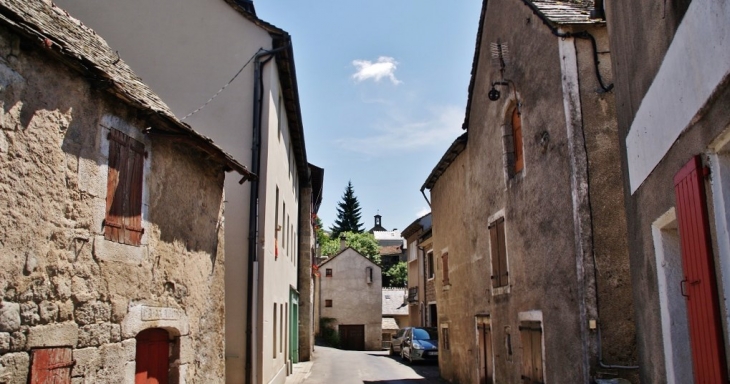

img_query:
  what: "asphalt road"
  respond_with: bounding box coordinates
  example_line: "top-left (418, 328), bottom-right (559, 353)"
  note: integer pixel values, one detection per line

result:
top-left (301, 346), bottom-right (448, 384)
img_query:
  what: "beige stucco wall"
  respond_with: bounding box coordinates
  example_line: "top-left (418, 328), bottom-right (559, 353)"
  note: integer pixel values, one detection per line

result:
top-left (0, 24), bottom-right (227, 383)
top-left (319, 249), bottom-right (382, 350)
top-left (50, 2), bottom-right (306, 383)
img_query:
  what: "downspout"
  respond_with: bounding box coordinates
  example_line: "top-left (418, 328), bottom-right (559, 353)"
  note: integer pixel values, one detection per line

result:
top-left (420, 187), bottom-right (431, 208)
top-left (246, 45), bottom-right (288, 384)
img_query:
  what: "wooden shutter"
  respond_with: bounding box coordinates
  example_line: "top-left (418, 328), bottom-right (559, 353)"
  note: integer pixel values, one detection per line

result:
top-left (674, 155), bottom-right (728, 383)
top-left (135, 329), bottom-right (169, 384)
top-left (512, 109), bottom-right (524, 173)
top-left (30, 348), bottom-right (73, 384)
top-left (490, 218), bottom-right (508, 288)
top-left (105, 129), bottom-right (144, 246)
top-left (520, 323), bottom-right (543, 384)
top-left (442, 252), bottom-right (450, 285)
top-left (478, 319), bottom-right (493, 384)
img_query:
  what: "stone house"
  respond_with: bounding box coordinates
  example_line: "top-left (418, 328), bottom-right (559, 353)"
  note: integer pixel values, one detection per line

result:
top-left (401, 213), bottom-right (436, 328)
top-left (0, 0), bottom-right (253, 383)
top-left (604, 0), bottom-right (730, 382)
top-left (420, 0), bottom-right (636, 383)
top-left (50, 1), bottom-right (315, 383)
top-left (317, 247), bottom-right (382, 351)
top-left (381, 288), bottom-right (409, 350)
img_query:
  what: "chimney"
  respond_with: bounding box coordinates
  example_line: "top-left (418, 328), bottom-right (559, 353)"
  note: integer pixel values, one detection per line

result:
top-left (339, 234), bottom-right (347, 251)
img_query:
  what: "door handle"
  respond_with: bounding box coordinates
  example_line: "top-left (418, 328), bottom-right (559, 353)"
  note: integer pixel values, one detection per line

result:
top-left (681, 279), bottom-right (689, 298)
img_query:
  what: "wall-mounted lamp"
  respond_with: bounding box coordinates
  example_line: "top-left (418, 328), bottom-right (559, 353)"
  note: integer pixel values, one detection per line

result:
top-left (488, 81), bottom-right (509, 101)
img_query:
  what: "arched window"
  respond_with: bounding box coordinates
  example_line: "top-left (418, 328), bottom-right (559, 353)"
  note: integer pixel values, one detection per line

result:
top-left (512, 108), bottom-right (524, 174)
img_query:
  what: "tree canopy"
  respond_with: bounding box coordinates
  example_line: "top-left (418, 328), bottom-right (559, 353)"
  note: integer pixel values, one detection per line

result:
top-left (329, 181), bottom-right (364, 238)
top-left (385, 261), bottom-right (408, 287)
top-left (321, 231), bottom-right (381, 265)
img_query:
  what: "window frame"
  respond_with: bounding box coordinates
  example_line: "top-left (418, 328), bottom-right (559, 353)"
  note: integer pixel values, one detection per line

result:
top-left (325, 299), bottom-right (333, 308)
top-left (427, 250), bottom-right (435, 280)
top-left (488, 210), bottom-right (510, 296)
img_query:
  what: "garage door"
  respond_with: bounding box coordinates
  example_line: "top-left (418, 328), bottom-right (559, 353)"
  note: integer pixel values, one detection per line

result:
top-left (339, 325), bottom-right (365, 350)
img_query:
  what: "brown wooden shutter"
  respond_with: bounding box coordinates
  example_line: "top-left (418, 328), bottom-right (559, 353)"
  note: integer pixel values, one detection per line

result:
top-left (442, 252), bottom-right (450, 285)
top-left (512, 109), bottom-right (523, 173)
top-left (105, 130), bottom-right (144, 246)
top-left (490, 218), bottom-right (508, 288)
top-left (30, 348), bottom-right (73, 384)
top-left (674, 155), bottom-right (728, 383)
top-left (520, 323), bottom-right (543, 384)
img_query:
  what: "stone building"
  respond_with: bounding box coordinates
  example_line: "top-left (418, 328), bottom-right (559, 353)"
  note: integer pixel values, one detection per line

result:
top-left (0, 0), bottom-right (253, 383)
top-left (401, 213), bottom-right (435, 328)
top-left (604, 0), bottom-right (730, 382)
top-left (420, 0), bottom-right (636, 383)
top-left (317, 247), bottom-right (382, 351)
top-left (50, 1), bottom-right (315, 382)
top-left (381, 288), bottom-right (409, 349)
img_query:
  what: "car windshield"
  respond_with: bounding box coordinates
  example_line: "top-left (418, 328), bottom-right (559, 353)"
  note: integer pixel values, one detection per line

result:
top-left (412, 328), bottom-right (438, 340)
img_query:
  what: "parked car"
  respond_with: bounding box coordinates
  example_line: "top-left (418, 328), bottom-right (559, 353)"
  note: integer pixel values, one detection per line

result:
top-left (389, 327), bottom-right (411, 356)
top-left (401, 327), bottom-right (439, 363)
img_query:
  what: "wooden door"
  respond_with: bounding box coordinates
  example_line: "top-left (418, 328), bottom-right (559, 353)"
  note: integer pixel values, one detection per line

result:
top-left (512, 108), bottom-right (523, 173)
top-left (135, 328), bottom-right (170, 384)
top-left (674, 155), bottom-right (728, 383)
top-left (339, 325), bottom-right (365, 351)
top-left (477, 319), bottom-right (493, 384)
top-left (30, 348), bottom-right (73, 384)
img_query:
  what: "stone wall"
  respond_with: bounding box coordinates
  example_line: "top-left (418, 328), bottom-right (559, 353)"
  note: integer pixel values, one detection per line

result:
top-left (0, 24), bottom-right (226, 383)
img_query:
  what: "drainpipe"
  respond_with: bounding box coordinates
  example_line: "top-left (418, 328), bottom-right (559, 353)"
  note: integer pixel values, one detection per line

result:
top-left (246, 44), bottom-right (288, 384)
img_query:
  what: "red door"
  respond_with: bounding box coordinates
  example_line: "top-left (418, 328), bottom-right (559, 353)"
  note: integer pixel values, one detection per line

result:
top-left (29, 348), bottom-right (73, 384)
top-left (674, 155), bottom-right (728, 383)
top-left (135, 329), bottom-right (170, 384)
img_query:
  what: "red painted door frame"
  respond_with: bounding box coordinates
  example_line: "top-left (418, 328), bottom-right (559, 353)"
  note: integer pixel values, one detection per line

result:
top-left (674, 155), bottom-right (728, 383)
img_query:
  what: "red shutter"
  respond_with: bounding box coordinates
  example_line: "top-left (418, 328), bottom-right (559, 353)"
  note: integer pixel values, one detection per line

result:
top-left (135, 329), bottom-right (169, 384)
top-left (30, 348), bottom-right (73, 384)
top-left (674, 155), bottom-right (728, 383)
top-left (513, 109), bottom-right (523, 173)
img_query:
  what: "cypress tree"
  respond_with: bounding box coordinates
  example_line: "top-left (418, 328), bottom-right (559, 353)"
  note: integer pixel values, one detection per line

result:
top-left (330, 181), bottom-right (364, 238)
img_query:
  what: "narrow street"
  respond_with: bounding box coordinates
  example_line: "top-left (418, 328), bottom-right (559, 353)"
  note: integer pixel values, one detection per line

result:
top-left (289, 346), bottom-right (447, 384)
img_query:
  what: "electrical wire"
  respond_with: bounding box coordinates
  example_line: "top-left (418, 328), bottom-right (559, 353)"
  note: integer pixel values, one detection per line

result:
top-left (180, 48), bottom-right (262, 121)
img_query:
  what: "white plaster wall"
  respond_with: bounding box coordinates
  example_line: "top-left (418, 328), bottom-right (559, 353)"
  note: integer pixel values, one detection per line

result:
top-left (626, 0), bottom-right (730, 193)
top-left (49, 1), bottom-right (278, 382)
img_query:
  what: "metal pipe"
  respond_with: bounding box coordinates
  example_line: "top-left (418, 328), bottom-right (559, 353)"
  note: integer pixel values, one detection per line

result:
top-left (420, 188), bottom-right (431, 208)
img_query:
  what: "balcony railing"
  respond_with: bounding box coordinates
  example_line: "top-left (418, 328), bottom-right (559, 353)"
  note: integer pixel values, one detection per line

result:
top-left (408, 287), bottom-right (418, 302)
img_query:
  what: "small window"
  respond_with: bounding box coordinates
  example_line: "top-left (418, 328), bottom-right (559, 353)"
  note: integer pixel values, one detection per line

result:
top-left (105, 129), bottom-right (145, 246)
top-left (325, 299), bottom-right (333, 308)
top-left (512, 108), bottom-right (524, 174)
top-left (520, 322), bottom-right (544, 383)
top-left (427, 251), bottom-right (435, 279)
top-left (326, 268), bottom-right (333, 277)
top-left (280, 303), bottom-right (284, 353)
top-left (273, 304), bottom-right (277, 358)
top-left (489, 217), bottom-right (509, 288)
top-left (366, 267), bottom-right (373, 284)
top-left (441, 252), bottom-right (450, 285)
top-left (442, 327), bottom-right (450, 351)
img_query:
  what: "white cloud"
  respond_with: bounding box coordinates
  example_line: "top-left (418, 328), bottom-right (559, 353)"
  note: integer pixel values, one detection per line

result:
top-left (351, 56), bottom-right (402, 85)
top-left (335, 105), bottom-right (464, 155)
top-left (416, 207), bottom-right (431, 218)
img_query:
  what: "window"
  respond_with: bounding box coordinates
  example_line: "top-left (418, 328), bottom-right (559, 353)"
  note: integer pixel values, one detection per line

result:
top-left (512, 108), bottom-right (524, 174)
top-left (366, 267), bottom-right (373, 284)
top-left (489, 217), bottom-right (509, 289)
top-left (427, 250), bottom-right (435, 279)
top-left (520, 322), bottom-right (544, 383)
top-left (275, 187), bottom-right (279, 259)
top-left (442, 326), bottom-right (450, 351)
top-left (280, 303), bottom-right (284, 353)
top-left (325, 299), bottom-right (333, 307)
top-left (105, 129), bottom-right (145, 246)
top-left (277, 94), bottom-right (283, 140)
top-left (273, 304), bottom-right (277, 358)
top-left (326, 268), bottom-right (332, 277)
top-left (441, 252), bottom-right (450, 285)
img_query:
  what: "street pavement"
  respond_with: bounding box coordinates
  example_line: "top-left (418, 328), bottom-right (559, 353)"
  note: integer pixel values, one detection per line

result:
top-left (285, 346), bottom-right (448, 384)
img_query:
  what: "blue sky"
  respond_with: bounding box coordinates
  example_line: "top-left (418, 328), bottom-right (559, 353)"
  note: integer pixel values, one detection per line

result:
top-left (255, 0), bottom-right (482, 232)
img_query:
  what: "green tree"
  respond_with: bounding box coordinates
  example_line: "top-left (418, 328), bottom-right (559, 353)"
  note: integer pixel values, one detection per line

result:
top-left (385, 261), bottom-right (408, 287)
top-left (321, 231), bottom-right (381, 265)
top-left (330, 181), bottom-right (364, 238)
top-left (314, 215), bottom-right (329, 248)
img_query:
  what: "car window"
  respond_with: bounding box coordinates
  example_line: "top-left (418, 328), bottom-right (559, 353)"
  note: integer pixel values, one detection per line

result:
top-left (395, 329), bottom-right (404, 338)
top-left (412, 328), bottom-right (438, 340)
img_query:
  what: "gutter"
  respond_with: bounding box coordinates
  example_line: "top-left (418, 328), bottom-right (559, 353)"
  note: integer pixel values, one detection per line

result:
top-left (246, 45), bottom-right (288, 384)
